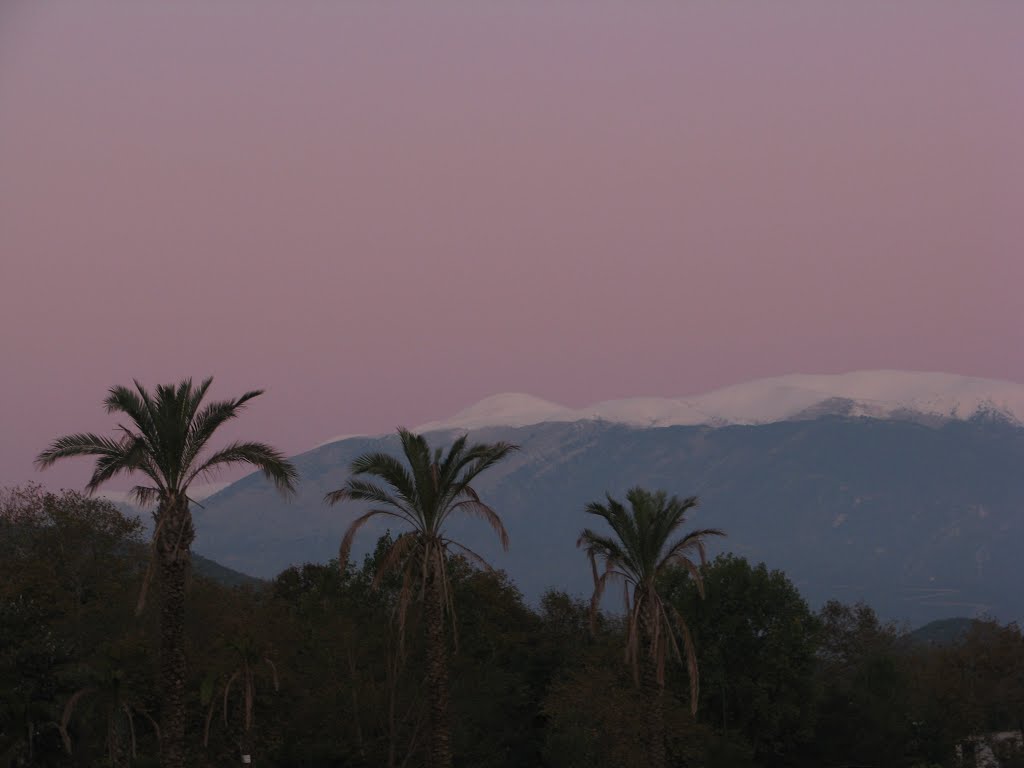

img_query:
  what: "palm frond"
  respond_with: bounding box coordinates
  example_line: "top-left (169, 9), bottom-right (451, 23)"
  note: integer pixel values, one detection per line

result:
top-left (264, 658), bottom-right (280, 691)
top-left (588, 565), bottom-right (629, 632)
top-left (123, 704), bottom-right (138, 758)
top-left (338, 509), bottom-right (407, 569)
top-left (84, 436), bottom-right (152, 493)
top-left (59, 687), bottom-right (97, 754)
top-left (662, 527), bottom-right (725, 564)
top-left (349, 451), bottom-right (419, 507)
top-left (129, 485), bottom-right (163, 509)
top-left (325, 479), bottom-right (417, 523)
top-left (578, 528), bottom-right (638, 582)
top-left (181, 388), bottom-right (261, 470)
top-left (371, 532), bottom-right (421, 588)
top-left (435, 434), bottom-right (470, 488)
top-left (222, 670), bottom-right (240, 728)
top-left (34, 433), bottom-right (127, 470)
top-left (395, 559), bottom-right (419, 656)
top-left (446, 499), bottom-right (509, 550)
top-left (185, 441), bottom-right (297, 494)
top-left (103, 385), bottom-right (155, 439)
top-left (126, 382), bottom-right (172, 477)
top-left (444, 538), bottom-right (496, 571)
top-left (397, 429), bottom-right (434, 506)
top-left (453, 441), bottom-right (518, 487)
top-left (669, 604), bottom-right (701, 713)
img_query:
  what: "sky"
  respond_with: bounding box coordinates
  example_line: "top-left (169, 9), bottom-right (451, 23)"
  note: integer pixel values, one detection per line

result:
top-left (1, 1), bottom-right (1022, 491)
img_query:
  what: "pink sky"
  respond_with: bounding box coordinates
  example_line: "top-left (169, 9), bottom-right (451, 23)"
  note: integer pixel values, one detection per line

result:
top-left (2, 1), bottom-right (1022, 490)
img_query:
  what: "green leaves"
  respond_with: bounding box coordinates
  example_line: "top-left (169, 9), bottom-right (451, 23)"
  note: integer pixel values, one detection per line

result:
top-left (36, 378), bottom-right (297, 504)
top-left (664, 555), bottom-right (819, 761)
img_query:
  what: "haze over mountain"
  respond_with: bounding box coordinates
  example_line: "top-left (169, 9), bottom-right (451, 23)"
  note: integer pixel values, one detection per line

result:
top-left (185, 371), bottom-right (1024, 627)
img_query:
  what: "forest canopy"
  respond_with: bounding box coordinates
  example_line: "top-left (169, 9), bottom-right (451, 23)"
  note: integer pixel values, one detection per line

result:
top-left (2, 485), bottom-right (1022, 768)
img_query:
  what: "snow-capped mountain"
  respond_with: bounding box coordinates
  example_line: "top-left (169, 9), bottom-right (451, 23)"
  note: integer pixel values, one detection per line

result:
top-left (411, 371), bottom-right (1024, 434)
top-left (193, 369), bottom-right (1024, 626)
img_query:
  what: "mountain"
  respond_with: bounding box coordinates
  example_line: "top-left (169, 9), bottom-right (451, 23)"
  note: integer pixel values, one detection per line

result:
top-left (192, 553), bottom-right (263, 588)
top-left (413, 371), bottom-right (1024, 432)
top-left (193, 371), bottom-right (1024, 626)
top-left (906, 617), bottom-right (976, 646)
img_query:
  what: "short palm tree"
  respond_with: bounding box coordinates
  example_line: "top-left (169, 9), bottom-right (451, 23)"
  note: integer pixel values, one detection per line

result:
top-left (36, 378), bottom-right (297, 768)
top-left (324, 428), bottom-right (517, 768)
top-left (60, 664), bottom-right (160, 768)
top-left (202, 637), bottom-right (280, 764)
top-left (577, 487), bottom-right (723, 768)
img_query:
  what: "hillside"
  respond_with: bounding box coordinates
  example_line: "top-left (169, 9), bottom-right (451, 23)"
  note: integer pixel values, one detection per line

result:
top-left (194, 413), bottom-right (1024, 626)
top-left (906, 617), bottom-right (976, 646)
top-left (192, 553), bottom-right (263, 588)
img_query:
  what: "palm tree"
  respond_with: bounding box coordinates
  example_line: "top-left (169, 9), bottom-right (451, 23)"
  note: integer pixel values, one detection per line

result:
top-left (36, 378), bottom-right (297, 768)
top-left (577, 487), bottom-right (723, 768)
top-left (202, 637), bottom-right (280, 765)
top-left (60, 663), bottom-right (160, 768)
top-left (324, 428), bottom-right (517, 768)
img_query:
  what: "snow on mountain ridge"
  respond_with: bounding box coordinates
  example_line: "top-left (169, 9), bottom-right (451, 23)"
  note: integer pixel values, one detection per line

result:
top-left (414, 393), bottom-right (573, 432)
top-left (411, 371), bottom-right (1024, 434)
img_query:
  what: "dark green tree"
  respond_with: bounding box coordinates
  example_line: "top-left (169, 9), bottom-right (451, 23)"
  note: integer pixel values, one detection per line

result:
top-left (447, 561), bottom-right (541, 768)
top-left (663, 554), bottom-right (819, 767)
top-left (911, 618), bottom-right (1024, 766)
top-left (0, 486), bottom-right (152, 767)
top-left (814, 600), bottom-right (912, 766)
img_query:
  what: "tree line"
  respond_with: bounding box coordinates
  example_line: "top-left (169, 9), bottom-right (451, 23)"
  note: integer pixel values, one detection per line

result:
top-left (6, 378), bottom-right (1023, 767)
top-left (3, 485), bottom-right (1024, 767)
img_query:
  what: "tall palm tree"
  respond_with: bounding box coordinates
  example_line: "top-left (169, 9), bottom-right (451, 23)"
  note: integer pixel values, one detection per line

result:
top-left (324, 428), bottom-right (517, 768)
top-left (577, 487), bottom-right (723, 768)
top-left (36, 378), bottom-right (297, 768)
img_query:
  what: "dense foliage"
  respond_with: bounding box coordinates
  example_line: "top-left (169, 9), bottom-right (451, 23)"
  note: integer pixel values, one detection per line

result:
top-left (2, 485), bottom-right (1023, 767)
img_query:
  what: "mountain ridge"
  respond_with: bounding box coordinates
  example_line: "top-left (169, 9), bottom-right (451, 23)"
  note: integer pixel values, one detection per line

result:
top-left (311, 370), bottom-right (1024, 448)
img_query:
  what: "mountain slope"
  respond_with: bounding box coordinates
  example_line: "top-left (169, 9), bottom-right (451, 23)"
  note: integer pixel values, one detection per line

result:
top-left (194, 414), bottom-right (1024, 626)
top-left (192, 553), bottom-right (263, 588)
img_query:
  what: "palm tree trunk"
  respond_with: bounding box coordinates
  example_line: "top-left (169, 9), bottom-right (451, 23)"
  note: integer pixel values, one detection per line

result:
top-left (641, 656), bottom-right (666, 768)
top-left (424, 557), bottom-right (451, 768)
top-left (109, 713), bottom-right (129, 768)
top-left (157, 500), bottom-right (194, 768)
top-left (640, 600), bottom-right (666, 768)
